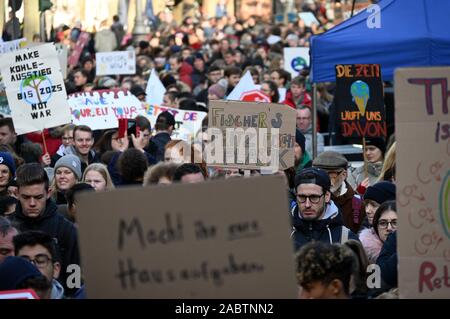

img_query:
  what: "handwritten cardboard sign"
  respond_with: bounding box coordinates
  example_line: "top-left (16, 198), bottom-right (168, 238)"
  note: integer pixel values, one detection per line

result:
top-left (77, 176), bottom-right (297, 298)
top-left (96, 50), bottom-right (136, 76)
top-left (395, 67), bottom-right (450, 299)
top-left (0, 43), bottom-right (71, 134)
top-left (335, 64), bottom-right (386, 139)
top-left (55, 43), bottom-right (68, 79)
top-left (208, 100), bottom-right (296, 170)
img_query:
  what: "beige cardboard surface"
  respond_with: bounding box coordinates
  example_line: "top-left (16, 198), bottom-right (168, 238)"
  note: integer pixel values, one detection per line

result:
top-left (208, 100), bottom-right (296, 170)
top-left (395, 67), bottom-right (450, 298)
top-left (77, 176), bottom-right (297, 298)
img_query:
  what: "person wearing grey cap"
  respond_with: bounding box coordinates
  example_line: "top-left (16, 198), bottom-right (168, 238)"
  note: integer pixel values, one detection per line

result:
top-left (52, 155), bottom-right (82, 205)
top-left (313, 151), bottom-right (365, 233)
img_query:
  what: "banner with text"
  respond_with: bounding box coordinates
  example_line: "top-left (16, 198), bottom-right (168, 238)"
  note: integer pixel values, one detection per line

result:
top-left (396, 67), bottom-right (450, 299)
top-left (335, 64), bottom-right (386, 139)
top-left (0, 43), bottom-right (71, 134)
top-left (77, 176), bottom-right (297, 298)
top-left (96, 50), bottom-right (136, 76)
top-left (0, 38), bottom-right (27, 54)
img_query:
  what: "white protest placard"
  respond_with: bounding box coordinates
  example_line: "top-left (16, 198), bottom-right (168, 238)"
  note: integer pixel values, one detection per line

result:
top-left (55, 43), bottom-right (68, 79)
top-left (0, 38), bottom-right (27, 54)
top-left (226, 71), bottom-right (257, 101)
top-left (68, 89), bottom-right (144, 130)
top-left (284, 47), bottom-right (310, 78)
top-left (396, 67), bottom-right (450, 299)
top-left (77, 176), bottom-right (297, 298)
top-left (142, 104), bottom-right (207, 142)
top-left (298, 12), bottom-right (320, 27)
top-left (96, 50), bottom-right (136, 75)
top-left (145, 68), bottom-right (166, 106)
top-left (0, 43), bottom-right (71, 134)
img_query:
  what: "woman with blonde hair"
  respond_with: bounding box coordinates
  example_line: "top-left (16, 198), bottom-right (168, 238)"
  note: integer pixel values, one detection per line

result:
top-left (377, 141), bottom-right (396, 183)
top-left (82, 163), bottom-right (115, 191)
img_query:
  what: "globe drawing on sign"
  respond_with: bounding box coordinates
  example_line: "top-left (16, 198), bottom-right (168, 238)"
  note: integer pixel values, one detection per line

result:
top-left (439, 170), bottom-right (450, 239)
top-left (291, 57), bottom-right (307, 72)
top-left (350, 80), bottom-right (370, 116)
top-left (20, 75), bottom-right (53, 105)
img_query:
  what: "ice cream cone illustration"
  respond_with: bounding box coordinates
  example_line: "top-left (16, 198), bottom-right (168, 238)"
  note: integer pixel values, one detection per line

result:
top-left (350, 80), bottom-right (370, 116)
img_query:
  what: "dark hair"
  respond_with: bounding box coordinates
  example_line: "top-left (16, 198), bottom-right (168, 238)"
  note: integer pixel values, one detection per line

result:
top-left (0, 216), bottom-right (16, 236)
top-left (291, 76), bottom-right (306, 87)
top-left (0, 118), bottom-right (15, 133)
top-left (373, 200), bottom-right (397, 238)
top-left (208, 64), bottom-right (221, 74)
top-left (13, 230), bottom-right (58, 260)
top-left (173, 163), bottom-right (204, 182)
top-left (296, 242), bottom-right (355, 296)
top-left (65, 183), bottom-right (94, 211)
top-left (135, 115), bottom-right (151, 132)
top-left (16, 163), bottom-right (49, 190)
top-left (272, 68), bottom-right (291, 86)
top-left (0, 196), bottom-right (17, 216)
top-left (73, 125), bottom-right (93, 139)
top-left (118, 149), bottom-right (148, 183)
top-left (143, 162), bottom-right (179, 185)
top-left (224, 66), bottom-right (242, 77)
top-left (94, 129), bottom-right (117, 155)
top-left (16, 276), bottom-right (52, 297)
top-left (262, 80), bottom-right (279, 103)
top-left (284, 167), bottom-right (296, 189)
top-left (73, 68), bottom-right (89, 79)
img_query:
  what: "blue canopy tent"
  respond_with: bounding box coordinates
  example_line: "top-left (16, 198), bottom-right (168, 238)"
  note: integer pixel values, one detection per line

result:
top-left (310, 0), bottom-right (450, 83)
top-left (307, 0), bottom-right (450, 157)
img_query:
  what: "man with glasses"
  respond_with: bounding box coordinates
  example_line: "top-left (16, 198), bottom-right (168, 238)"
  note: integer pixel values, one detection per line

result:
top-left (312, 151), bottom-right (365, 233)
top-left (291, 167), bottom-right (358, 251)
top-left (14, 231), bottom-right (65, 299)
top-left (52, 125), bottom-right (100, 174)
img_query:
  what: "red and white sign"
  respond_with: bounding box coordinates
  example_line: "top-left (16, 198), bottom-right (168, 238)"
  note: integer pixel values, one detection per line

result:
top-left (240, 90), bottom-right (271, 103)
top-left (0, 289), bottom-right (40, 299)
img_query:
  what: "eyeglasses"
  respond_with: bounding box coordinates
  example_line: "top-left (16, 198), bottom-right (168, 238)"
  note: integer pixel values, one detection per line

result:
top-left (20, 254), bottom-right (53, 268)
top-left (378, 219), bottom-right (398, 229)
top-left (296, 193), bottom-right (324, 204)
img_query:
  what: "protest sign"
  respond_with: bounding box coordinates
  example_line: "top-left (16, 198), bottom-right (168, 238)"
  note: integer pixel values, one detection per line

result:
top-left (208, 100), bottom-right (296, 170)
top-left (0, 289), bottom-right (39, 299)
top-left (145, 68), bottom-right (166, 106)
top-left (69, 89), bottom-right (144, 130)
top-left (0, 38), bottom-right (27, 54)
top-left (0, 43), bottom-right (71, 134)
top-left (68, 32), bottom-right (89, 67)
top-left (55, 43), bottom-right (68, 79)
top-left (298, 12), bottom-right (320, 27)
top-left (283, 47), bottom-right (309, 78)
top-left (142, 104), bottom-right (207, 142)
top-left (395, 67), bottom-right (450, 299)
top-left (226, 71), bottom-right (257, 101)
top-left (77, 176), bottom-right (297, 298)
top-left (334, 64), bottom-right (386, 139)
top-left (96, 50), bottom-right (136, 76)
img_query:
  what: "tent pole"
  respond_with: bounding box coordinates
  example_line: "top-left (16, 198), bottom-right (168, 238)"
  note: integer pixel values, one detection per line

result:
top-left (351, 0), bottom-right (356, 17)
top-left (312, 83), bottom-right (318, 159)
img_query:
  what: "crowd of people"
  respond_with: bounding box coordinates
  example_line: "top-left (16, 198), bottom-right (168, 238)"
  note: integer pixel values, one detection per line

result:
top-left (0, 0), bottom-right (400, 299)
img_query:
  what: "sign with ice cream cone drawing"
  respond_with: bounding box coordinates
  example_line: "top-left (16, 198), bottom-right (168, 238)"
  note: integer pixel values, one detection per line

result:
top-left (334, 64), bottom-right (386, 138)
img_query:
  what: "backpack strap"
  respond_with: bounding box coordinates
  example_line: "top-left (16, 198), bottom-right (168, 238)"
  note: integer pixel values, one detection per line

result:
top-left (340, 226), bottom-right (350, 243)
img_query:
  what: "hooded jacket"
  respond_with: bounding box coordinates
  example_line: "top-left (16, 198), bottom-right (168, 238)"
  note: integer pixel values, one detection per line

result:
top-left (290, 200), bottom-right (359, 251)
top-left (147, 132), bottom-right (171, 163)
top-left (51, 279), bottom-right (65, 299)
top-left (10, 198), bottom-right (80, 295)
top-left (51, 145), bottom-right (100, 173)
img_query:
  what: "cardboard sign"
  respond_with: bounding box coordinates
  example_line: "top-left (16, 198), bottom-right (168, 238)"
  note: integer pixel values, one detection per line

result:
top-left (141, 104), bottom-right (207, 142)
top-left (208, 100), bottom-right (296, 170)
top-left (55, 43), bottom-right (68, 79)
top-left (76, 176), bottom-right (297, 298)
top-left (395, 67), bottom-right (450, 299)
top-left (68, 32), bottom-right (90, 66)
top-left (334, 64), bottom-right (386, 139)
top-left (69, 89), bottom-right (144, 130)
top-left (0, 38), bottom-right (27, 54)
top-left (283, 47), bottom-right (309, 78)
top-left (96, 50), bottom-right (136, 76)
top-left (0, 43), bottom-right (71, 135)
top-left (298, 12), bottom-right (320, 27)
